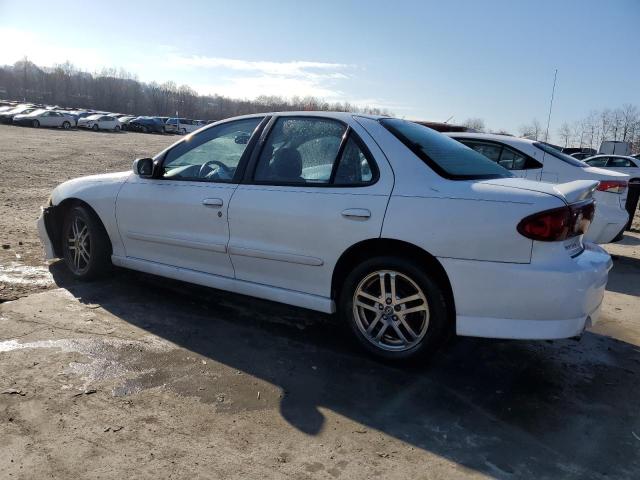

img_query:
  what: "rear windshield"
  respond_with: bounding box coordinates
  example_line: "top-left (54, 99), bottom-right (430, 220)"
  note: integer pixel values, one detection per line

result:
top-left (534, 142), bottom-right (588, 168)
top-left (380, 118), bottom-right (511, 180)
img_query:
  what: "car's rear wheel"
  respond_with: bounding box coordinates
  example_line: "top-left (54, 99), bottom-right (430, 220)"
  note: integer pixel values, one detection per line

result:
top-left (115, 125), bottom-right (121, 132)
top-left (141, 126), bottom-right (148, 133)
top-left (92, 124), bottom-right (99, 131)
top-left (62, 205), bottom-right (111, 280)
top-left (339, 256), bottom-right (449, 362)
top-left (32, 119), bottom-right (40, 128)
top-left (62, 121), bottom-right (71, 129)
top-left (180, 128), bottom-right (187, 135)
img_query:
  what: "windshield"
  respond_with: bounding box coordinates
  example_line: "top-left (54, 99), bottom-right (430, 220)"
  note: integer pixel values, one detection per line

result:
top-left (380, 118), bottom-right (512, 180)
top-left (534, 142), bottom-right (588, 168)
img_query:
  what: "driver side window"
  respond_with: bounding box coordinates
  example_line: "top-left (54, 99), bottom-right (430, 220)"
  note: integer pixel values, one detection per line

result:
top-left (162, 117), bottom-right (262, 182)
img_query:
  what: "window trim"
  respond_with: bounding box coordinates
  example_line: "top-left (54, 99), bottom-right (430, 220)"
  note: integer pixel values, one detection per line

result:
top-left (154, 116), bottom-right (269, 184)
top-left (452, 138), bottom-right (543, 171)
top-left (243, 115), bottom-right (379, 188)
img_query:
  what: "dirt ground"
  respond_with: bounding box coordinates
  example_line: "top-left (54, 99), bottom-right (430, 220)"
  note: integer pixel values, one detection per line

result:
top-left (1, 124), bottom-right (639, 479)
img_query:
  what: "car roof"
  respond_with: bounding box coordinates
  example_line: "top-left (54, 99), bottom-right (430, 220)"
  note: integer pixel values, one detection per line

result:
top-left (443, 131), bottom-right (537, 145)
top-left (213, 111), bottom-right (390, 122)
top-left (587, 154), bottom-right (638, 160)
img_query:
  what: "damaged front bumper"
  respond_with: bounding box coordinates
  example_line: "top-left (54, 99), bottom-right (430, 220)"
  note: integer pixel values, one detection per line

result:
top-left (37, 206), bottom-right (57, 260)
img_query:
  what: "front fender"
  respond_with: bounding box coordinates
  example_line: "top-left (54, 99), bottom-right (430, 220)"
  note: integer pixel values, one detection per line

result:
top-left (49, 171), bottom-right (132, 257)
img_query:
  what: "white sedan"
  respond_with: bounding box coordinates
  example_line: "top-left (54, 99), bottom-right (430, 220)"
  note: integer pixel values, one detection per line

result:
top-left (13, 109), bottom-right (75, 129)
top-left (445, 132), bottom-right (630, 243)
top-left (585, 155), bottom-right (640, 184)
top-left (77, 114), bottom-right (120, 131)
top-left (37, 112), bottom-right (611, 361)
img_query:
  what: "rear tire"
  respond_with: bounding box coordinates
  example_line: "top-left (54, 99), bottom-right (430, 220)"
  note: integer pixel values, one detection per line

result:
top-left (115, 125), bottom-right (121, 132)
top-left (339, 256), bottom-right (449, 362)
top-left (62, 121), bottom-right (71, 129)
top-left (32, 120), bottom-right (40, 128)
top-left (61, 205), bottom-right (111, 280)
top-left (92, 124), bottom-right (99, 131)
top-left (180, 128), bottom-right (187, 135)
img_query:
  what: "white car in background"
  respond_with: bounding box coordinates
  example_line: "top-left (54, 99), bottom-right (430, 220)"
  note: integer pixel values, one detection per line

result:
top-left (585, 155), bottom-right (640, 184)
top-left (445, 132), bottom-right (629, 243)
top-left (13, 109), bottom-right (75, 129)
top-left (37, 113), bottom-right (611, 361)
top-left (165, 118), bottom-right (205, 135)
top-left (77, 114), bottom-right (120, 132)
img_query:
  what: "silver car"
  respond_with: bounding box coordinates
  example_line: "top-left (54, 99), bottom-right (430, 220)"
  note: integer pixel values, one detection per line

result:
top-left (13, 109), bottom-right (75, 129)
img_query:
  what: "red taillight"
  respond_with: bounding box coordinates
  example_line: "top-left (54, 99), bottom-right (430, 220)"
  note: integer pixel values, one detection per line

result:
top-left (596, 180), bottom-right (627, 194)
top-left (517, 200), bottom-right (595, 242)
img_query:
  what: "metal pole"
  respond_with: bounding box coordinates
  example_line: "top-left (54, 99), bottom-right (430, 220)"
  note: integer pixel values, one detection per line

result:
top-left (545, 69), bottom-right (558, 143)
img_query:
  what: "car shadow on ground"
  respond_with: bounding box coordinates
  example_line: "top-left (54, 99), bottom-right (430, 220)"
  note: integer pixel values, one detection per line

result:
top-left (48, 262), bottom-right (640, 479)
top-left (607, 253), bottom-right (640, 297)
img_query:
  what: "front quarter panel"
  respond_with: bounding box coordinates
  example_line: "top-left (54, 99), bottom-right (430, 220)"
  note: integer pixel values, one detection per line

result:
top-left (50, 171), bottom-right (132, 257)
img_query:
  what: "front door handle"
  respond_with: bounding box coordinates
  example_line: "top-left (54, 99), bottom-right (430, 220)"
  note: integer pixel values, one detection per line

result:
top-left (342, 208), bottom-right (371, 219)
top-left (202, 198), bottom-right (224, 208)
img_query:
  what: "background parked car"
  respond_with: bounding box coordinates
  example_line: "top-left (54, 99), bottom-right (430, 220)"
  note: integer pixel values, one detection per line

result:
top-left (128, 116), bottom-right (165, 133)
top-left (117, 115), bottom-right (136, 130)
top-left (13, 109), bottom-right (75, 129)
top-left (77, 114), bottom-right (120, 131)
top-left (585, 155), bottom-right (640, 184)
top-left (445, 132), bottom-right (630, 243)
top-left (570, 152), bottom-right (594, 161)
top-left (0, 104), bottom-right (35, 124)
top-left (164, 117), bottom-right (203, 134)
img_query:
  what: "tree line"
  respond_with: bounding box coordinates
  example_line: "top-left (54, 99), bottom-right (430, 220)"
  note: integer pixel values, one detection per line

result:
top-left (0, 59), bottom-right (392, 120)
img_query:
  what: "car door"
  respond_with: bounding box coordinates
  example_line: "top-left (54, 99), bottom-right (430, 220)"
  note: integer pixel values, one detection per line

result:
top-left (41, 111), bottom-right (57, 127)
top-left (227, 115), bottom-right (394, 298)
top-left (115, 116), bottom-right (265, 277)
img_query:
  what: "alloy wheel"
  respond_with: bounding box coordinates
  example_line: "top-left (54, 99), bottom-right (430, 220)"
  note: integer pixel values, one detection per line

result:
top-left (66, 216), bottom-right (91, 274)
top-left (352, 270), bottom-right (430, 352)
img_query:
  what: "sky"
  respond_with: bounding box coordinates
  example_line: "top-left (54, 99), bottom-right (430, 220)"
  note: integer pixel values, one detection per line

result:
top-left (1, 0), bottom-right (639, 134)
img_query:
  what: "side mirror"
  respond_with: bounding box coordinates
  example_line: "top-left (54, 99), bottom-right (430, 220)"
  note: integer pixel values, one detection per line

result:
top-left (133, 157), bottom-right (154, 177)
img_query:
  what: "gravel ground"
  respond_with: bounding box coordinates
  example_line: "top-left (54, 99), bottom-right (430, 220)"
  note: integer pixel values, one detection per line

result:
top-left (1, 124), bottom-right (639, 479)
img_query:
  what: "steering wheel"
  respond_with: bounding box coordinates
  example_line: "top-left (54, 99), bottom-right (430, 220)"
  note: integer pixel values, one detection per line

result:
top-left (199, 160), bottom-right (230, 179)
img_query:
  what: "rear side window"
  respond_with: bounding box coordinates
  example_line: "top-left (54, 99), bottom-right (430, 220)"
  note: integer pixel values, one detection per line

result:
top-left (253, 117), bottom-right (376, 186)
top-left (586, 158), bottom-right (607, 167)
top-left (534, 142), bottom-right (588, 168)
top-left (461, 140), bottom-right (540, 170)
top-left (608, 157), bottom-right (633, 167)
top-left (380, 119), bottom-right (511, 180)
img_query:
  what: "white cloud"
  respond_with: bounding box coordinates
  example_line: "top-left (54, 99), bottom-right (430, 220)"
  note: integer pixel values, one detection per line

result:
top-left (0, 27), bottom-right (109, 72)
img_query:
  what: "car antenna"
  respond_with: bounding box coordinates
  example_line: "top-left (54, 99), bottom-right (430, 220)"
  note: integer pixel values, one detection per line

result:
top-left (544, 69), bottom-right (558, 143)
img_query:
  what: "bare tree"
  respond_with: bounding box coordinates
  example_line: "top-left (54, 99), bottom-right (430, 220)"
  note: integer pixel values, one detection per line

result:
top-left (462, 118), bottom-right (486, 132)
top-left (519, 119), bottom-right (544, 140)
top-left (557, 122), bottom-right (572, 148)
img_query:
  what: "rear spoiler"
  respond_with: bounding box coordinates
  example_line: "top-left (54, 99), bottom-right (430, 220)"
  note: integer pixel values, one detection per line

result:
top-left (552, 180), bottom-right (599, 204)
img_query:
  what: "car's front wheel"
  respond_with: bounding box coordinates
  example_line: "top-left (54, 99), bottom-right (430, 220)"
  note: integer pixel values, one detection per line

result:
top-left (92, 124), bottom-right (99, 131)
top-left (32, 119), bottom-right (40, 128)
top-left (339, 256), bottom-right (449, 362)
top-left (62, 121), bottom-right (71, 129)
top-left (62, 205), bottom-right (111, 280)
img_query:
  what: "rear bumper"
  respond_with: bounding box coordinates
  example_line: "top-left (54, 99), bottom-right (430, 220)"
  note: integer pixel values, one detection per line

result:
top-left (440, 243), bottom-right (612, 339)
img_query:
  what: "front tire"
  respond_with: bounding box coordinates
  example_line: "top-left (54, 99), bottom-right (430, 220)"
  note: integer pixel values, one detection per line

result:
top-left (62, 121), bottom-right (71, 129)
top-left (32, 119), bottom-right (40, 128)
top-left (92, 124), bottom-right (99, 131)
top-left (339, 256), bottom-right (449, 362)
top-left (115, 125), bottom-right (121, 132)
top-left (62, 205), bottom-right (111, 280)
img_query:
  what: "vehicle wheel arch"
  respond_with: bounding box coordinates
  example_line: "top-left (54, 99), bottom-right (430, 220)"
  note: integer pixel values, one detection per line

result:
top-left (49, 198), bottom-right (113, 258)
top-left (331, 238), bottom-right (455, 325)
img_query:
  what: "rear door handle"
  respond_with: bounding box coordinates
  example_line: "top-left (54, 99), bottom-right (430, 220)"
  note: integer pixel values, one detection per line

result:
top-left (202, 198), bottom-right (224, 208)
top-left (341, 208), bottom-right (371, 219)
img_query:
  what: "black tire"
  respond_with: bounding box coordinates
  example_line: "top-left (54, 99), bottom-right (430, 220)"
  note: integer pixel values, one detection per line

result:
top-left (32, 119), bottom-right (40, 128)
top-left (180, 128), bottom-right (187, 135)
top-left (92, 123), bottom-right (99, 131)
top-left (141, 126), bottom-right (148, 133)
top-left (339, 256), bottom-right (449, 362)
top-left (62, 121), bottom-right (71, 130)
top-left (115, 125), bottom-right (121, 132)
top-left (61, 205), bottom-right (111, 280)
